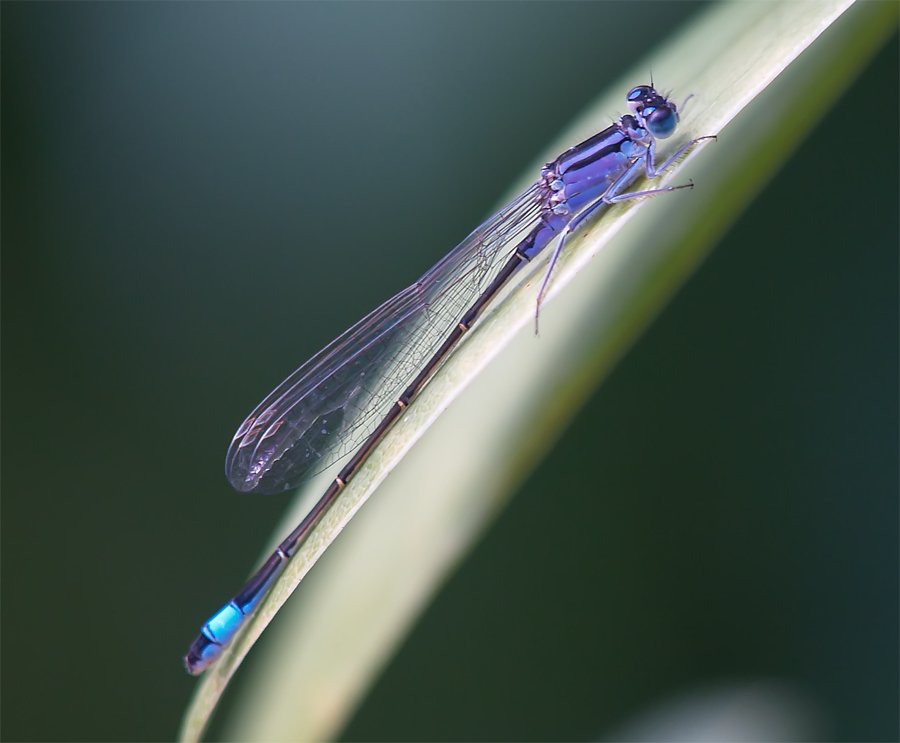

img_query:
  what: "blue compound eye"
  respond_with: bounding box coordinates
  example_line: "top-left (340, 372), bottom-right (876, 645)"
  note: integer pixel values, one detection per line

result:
top-left (646, 106), bottom-right (677, 138)
top-left (627, 85), bottom-right (653, 103)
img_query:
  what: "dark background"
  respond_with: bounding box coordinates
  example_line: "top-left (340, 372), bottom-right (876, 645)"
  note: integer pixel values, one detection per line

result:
top-left (3, 4), bottom-right (897, 741)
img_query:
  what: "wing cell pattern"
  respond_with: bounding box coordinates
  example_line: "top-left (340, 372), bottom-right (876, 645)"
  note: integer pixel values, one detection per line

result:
top-left (226, 183), bottom-right (546, 493)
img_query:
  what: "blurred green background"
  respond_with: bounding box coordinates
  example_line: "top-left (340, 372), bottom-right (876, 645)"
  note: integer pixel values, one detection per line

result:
top-left (2, 3), bottom-right (897, 741)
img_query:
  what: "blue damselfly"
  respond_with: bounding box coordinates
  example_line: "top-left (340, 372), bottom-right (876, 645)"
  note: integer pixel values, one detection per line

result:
top-left (186, 84), bottom-right (711, 674)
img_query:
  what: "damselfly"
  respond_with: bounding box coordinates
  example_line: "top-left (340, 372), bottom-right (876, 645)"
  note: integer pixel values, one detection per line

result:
top-left (185, 84), bottom-right (711, 674)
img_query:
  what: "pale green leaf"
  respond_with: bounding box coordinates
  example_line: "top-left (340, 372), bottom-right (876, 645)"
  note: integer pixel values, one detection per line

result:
top-left (180, 2), bottom-right (896, 740)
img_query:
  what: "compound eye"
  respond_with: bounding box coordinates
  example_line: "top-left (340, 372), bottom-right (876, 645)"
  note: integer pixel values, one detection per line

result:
top-left (627, 85), bottom-right (651, 102)
top-left (627, 86), bottom-right (654, 116)
top-left (646, 106), bottom-right (677, 138)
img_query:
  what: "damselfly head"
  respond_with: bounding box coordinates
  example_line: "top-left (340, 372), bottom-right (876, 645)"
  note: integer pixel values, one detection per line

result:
top-left (627, 85), bottom-right (679, 140)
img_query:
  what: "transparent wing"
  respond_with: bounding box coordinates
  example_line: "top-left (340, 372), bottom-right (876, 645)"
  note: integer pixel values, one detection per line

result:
top-left (226, 183), bottom-right (546, 493)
